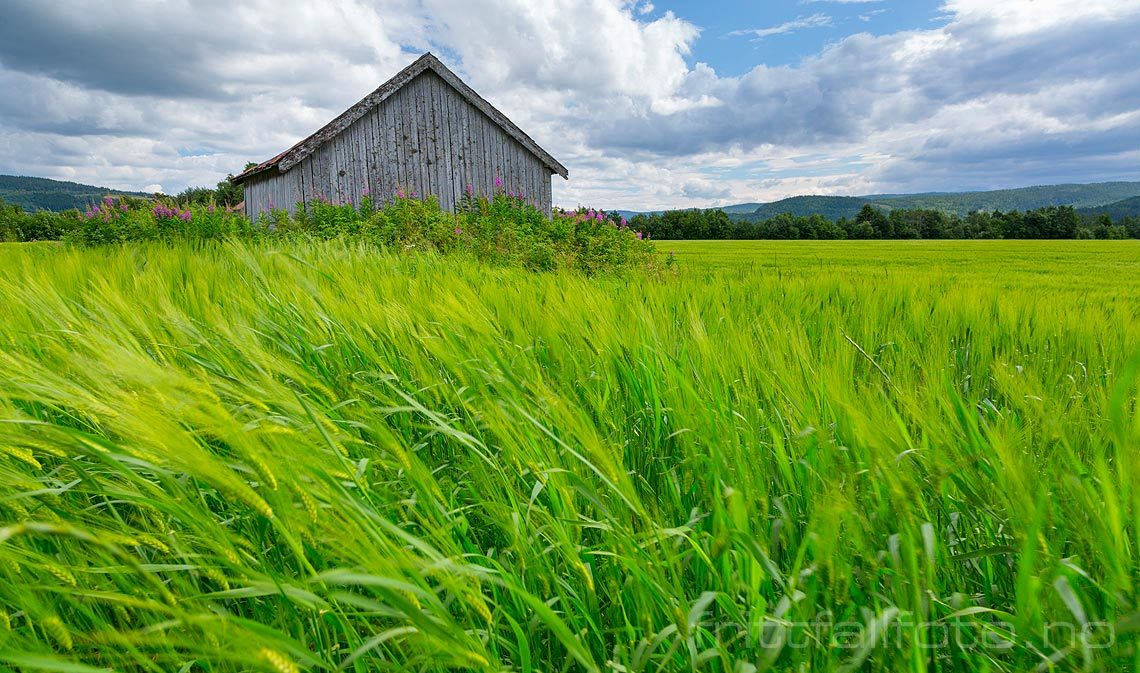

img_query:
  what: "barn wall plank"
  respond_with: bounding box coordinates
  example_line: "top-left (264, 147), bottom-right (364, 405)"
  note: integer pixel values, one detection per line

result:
top-left (421, 75), bottom-right (438, 203)
top-left (421, 75), bottom-right (439, 208)
top-left (382, 98), bottom-right (398, 201)
top-left (335, 133), bottom-right (346, 203)
top-left (405, 84), bottom-right (420, 197)
top-left (245, 179), bottom-right (260, 221)
top-left (411, 80), bottom-right (427, 199)
top-left (344, 127), bottom-right (355, 203)
top-left (404, 85), bottom-right (420, 197)
top-left (351, 114), bottom-right (365, 203)
top-left (456, 85), bottom-right (474, 197)
top-left (352, 113), bottom-right (366, 202)
top-left (367, 106), bottom-right (380, 198)
top-left (438, 75), bottom-right (458, 208)
top-left (439, 75), bottom-right (457, 211)
top-left (342, 121), bottom-right (356, 204)
top-left (314, 146), bottom-right (326, 202)
top-left (442, 78), bottom-right (465, 200)
top-left (468, 104), bottom-right (483, 196)
top-left (484, 111), bottom-right (496, 195)
top-left (428, 74), bottom-right (452, 211)
top-left (297, 158), bottom-right (309, 208)
top-left (328, 136), bottom-right (339, 202)
top-left (393, 90), bottom-right (406, 199)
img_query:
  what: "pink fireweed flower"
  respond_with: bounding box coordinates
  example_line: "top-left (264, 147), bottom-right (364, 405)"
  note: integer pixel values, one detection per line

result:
top-left (465, 183), bottom-right (474, 196)
top-left (620, 218), bottom-right (628, 228)
top-left (362, 186), bottom-right (371, 197)
top-left (494, 176), bottom-right (503, 190)
top-left (636, 231), bottom-right (643, 239)
top-left (454, 226), bottom-right (462, 235)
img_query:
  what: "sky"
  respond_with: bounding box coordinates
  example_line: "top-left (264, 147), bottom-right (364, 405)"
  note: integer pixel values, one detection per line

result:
top-left (0, 0), bottom-right (1138, 210)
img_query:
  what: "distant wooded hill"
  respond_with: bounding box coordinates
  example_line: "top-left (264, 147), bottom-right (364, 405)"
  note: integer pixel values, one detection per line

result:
top-left (1079, 196), bottom-right (1140, 219)
top-left (724, 182), bottom-right (1140, 222)
top-left (0, 175), bottom-right (150, 212)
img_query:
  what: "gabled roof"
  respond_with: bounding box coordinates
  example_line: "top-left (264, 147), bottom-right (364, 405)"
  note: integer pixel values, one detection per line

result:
top-left (233, 53), bottom-right (568, 185)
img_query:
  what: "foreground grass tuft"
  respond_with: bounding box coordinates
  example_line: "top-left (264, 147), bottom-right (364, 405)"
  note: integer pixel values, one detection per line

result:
top-left (0, 239), bottom-right (1138, 672)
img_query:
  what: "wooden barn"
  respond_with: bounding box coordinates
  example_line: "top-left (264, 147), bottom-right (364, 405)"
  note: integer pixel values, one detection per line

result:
top-left (233, 53), bottom-right (568, 220)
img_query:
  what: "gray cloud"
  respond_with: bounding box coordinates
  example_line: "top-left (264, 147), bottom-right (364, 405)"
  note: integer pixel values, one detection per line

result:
top-left (0, 2), bottom-right (225, 99)
top-left (0, 0), bottom-right (1138, 209)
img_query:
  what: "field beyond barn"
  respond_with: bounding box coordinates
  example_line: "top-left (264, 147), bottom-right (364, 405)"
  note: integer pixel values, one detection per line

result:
top-left (1, 240), bottom-right (1139, 672)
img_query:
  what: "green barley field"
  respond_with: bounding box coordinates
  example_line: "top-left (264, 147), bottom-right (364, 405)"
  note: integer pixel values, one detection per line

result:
top-left (1, 240), bottom-right (1138, 672)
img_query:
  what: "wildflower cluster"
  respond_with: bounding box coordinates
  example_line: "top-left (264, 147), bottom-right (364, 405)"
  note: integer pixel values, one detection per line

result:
top-left (152, 203), bottom-right (192, 222)
top-left (82, 196), bottom-right (130, 222)
top-left (68, 196), bottom-right (254, 246)
top-left (557, 207), bottom-right (649, 240)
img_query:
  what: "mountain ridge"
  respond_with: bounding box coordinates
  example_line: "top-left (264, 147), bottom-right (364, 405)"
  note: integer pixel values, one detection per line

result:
top-left (0, 175), bottom-right (150, 212)
top-left (617, 181), bottom-right (1140, 221)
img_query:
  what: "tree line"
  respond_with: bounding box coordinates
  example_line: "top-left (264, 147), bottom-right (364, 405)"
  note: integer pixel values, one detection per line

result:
top-left (630, 204), bottom-right (1140, 240)
top-left (7, 193), bottom-right (1140, 244)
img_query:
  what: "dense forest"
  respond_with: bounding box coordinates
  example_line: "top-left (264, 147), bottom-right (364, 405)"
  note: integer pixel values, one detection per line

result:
top-left (630, 204), bottom-right (1140, 240)
top-left (1080, 196), bottom-right (1140, 220)
top-left (0, 175), bottom-right (149, 212)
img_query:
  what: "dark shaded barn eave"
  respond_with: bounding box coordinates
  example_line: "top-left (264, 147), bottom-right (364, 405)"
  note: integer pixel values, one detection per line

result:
top-left (233, 52), bottom-right (568, 186)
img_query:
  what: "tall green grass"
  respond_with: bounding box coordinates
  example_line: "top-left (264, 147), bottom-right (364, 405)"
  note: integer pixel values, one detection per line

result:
top-left (0, 240), bottom-right (1138, 672)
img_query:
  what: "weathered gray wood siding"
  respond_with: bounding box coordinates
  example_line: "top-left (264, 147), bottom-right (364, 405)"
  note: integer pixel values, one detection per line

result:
top-left (245, 70), bottom-right (555, 222)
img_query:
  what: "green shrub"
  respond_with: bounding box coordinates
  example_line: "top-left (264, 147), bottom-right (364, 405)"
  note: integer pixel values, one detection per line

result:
top-left (66, 197), bottom-right (257, 246)
top-left (68, 192), bottom-right (661, 274)
top-left (0, 197), bottom-right (80, 242)
top-left (0, 198), bottom-right (25, 241)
